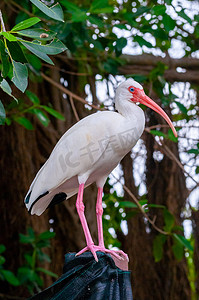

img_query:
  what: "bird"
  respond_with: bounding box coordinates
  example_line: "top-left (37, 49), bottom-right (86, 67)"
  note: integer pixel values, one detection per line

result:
top-left (24, 78), bottom-right (177, 262)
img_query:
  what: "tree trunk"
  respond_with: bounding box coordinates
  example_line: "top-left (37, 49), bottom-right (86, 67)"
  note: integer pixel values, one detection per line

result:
top-left (0, 67), bottom-right (98, 297)
top-left (192, 210), bottom-right (199, 297)
top-left (118, 103), bottom-right (191, 299)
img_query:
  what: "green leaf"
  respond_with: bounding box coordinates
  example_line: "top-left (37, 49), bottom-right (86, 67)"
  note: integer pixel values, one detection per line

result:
top-left (19, 233), bottom-right (35, 244)
top-left (0, 79), bottom-right (11, 95)
top-left (6, 41), bottom-right (27, 63)
top-left (27, 227), bottom-right (35, 237)
top-left (37, 251), bottom-right (51, 263)
top-left (90, 0), bottom-right (109, 12)
top-left (24, 254), bottom-right (33, 267)
top-left (17, 29), bottom-right (56, 41)
top-left (38, 231), bottom-right (55, 240)
top-left (26, 53), bottom-right (42, 70)
top-left (172, 225), bottom-right (184, 232)
top-left (0, 32), bottom-right (17, 42)
top-left (36, 240), bottom-right (51, 248)
top-left (0, 256), bottom-right (5, 265)
top-left (30, 0), bottom-right (64, 22)
top-left (0, 245), bottom-right (6, 254)
top-left (196, 166), bottom-right (199, 174)
top-left (87, 16), bottom-right (104, 28)
top-left (178, 10), bottom-right (192, 25)
top-left (26, 90), bottom-right (40, 104)
top-left (173, 234), bottom-right (193, 251)
top-left (119, 200), bottom-right (147, 208)
top-left (172, 236), bottom-right (184, 261)
top-left (162, 14), bottom-right (176, 32)
top-left (153, 28), bottom-right (168, 41)
top-left (36, 267), bottom-right (58, 278)
top-left (132, 6), bottom-right (150, 18)
top-left (151, 5), bottom-right (166, 15)
top-left (42, 38), bottom-right (67, 54)
top-left (195, 24), bottom-right (199, 38)
top-left (0, 40), bottom-right (10, 77)
top-left (60, 0), bottom-right (81, 13)
top-left (90, 7), bottom-right (114, 14)
top-left (163, 209), bottom-right (175, 232)
top-left (175, 101), bottom-right (188, 114)
top-left (31, 108), bottom-right (50, 127)
top-left (15, 116), bottom-right (33, 130)
top-left (11, 17), bottom-right (41, 31)
top-left (0, 79), bottom-right (18, 102)
top-left (5, 118), bottom-right (12, 126)
top-left (20, 41), bottom-right (53, 65)
top-left (17, 267), bottom-right (38, 284)
top-left (134, 36), bottom-right (153, 48)
top-left (0, 270), bottom-right (20, 286)
top-left (20, 39), bottom-right (66, 64)
top-left (167, 129), bottom-right (178, 142)
top-left (116, 37), bottom-right (127, 52)
top-left (150, 130), bottom-right (166, 138)
top-left (71, 11), bottom-right (87, 23)
top-left (11, 60), bottom-right (28, 93)
top-left (42, 105), bottom-right (65, 120)
top-left (147, 204), bottom-right (166, 209)
top-left (187, 149), bottom-right (199, 155)
top-left (119, 201), bottom-right (137, 208)
top-left (89, 0), bottom-right (114, 14)
top-left (153, 234), bottom-right (167, 262)
top-left (0, 100), bottom-right (6, 125)
top-left (51, 2), bottom-right (64, 21)
top-left (114, 24), bottom-right (127, 30)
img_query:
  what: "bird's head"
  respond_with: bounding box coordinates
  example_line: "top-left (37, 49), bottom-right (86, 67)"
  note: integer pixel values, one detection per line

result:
top-left (116, 78), bottom-right (177, 137)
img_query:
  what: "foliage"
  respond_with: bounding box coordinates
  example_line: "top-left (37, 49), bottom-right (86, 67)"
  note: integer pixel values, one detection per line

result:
top-left (0, 0), bottom-right (198, 130)
top-left (0, 228), bottom-right (57, 296)
top-left (0, 0), bottom-right (198, 297)
top-left (0, 244), bottom-right (20, 286)
top-left (18, 227), bottom-right (57, 295)
top-left (0, 3), bottom-right (66, 127)
top-left (186, 235), bottom-right (197, 300)
top-left (103, 179), bottom-right (193, 263)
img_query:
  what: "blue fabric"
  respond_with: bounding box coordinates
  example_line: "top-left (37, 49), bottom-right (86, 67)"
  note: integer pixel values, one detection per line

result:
top-left (30, 252), bottom-right (133, 300)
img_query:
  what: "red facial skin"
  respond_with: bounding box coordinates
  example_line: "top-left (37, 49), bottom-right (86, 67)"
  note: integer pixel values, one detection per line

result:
top-left (128, 86), bottom-right (177, 137)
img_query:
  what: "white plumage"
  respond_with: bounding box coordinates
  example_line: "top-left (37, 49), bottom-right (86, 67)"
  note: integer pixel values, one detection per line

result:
top-left (25, 78), bottom-right (177, 262)
top-left (25, 79), bottom-right (144, 215)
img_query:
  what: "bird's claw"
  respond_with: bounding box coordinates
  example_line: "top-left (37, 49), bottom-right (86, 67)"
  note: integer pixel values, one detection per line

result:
top-left (106, 249), bottom-right (129, 262)
top-left (76, 244), bottom-right (99, 262)
top-left (76, 245), bottom-right (128, 262)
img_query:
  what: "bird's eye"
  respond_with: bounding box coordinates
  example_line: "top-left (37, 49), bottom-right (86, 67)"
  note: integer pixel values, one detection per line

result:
top-left (129, 87), bottom-right (134, 92)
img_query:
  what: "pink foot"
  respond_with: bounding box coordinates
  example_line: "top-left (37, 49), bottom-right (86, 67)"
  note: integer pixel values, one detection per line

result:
top-left (76, 244), bottom-right (129, 262)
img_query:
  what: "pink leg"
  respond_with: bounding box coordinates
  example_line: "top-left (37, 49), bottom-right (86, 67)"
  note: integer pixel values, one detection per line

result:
top-left (96, 187), bottom-right (105, 248)
top-left (95, 187), bottom-right (129, 262)
top-left (76, 184), bottom-right (129, 263)
top-left (75, 183), bottom-right (98, 261)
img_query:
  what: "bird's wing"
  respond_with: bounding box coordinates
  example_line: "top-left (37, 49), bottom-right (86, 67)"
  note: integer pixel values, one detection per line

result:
top-left (25, 111), bottom-right (118, 212)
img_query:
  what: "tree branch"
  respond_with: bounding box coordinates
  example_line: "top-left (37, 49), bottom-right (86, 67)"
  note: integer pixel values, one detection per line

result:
top-left (41, 72), bottom-right (103, 111)
top-left (121, 54), bottom-right (199, 70)
top-left (0, 9), bottom-right (6, 32)
top-left (144, 128), bottom-right (198, 185)
top-left (69, 94), bottom-right (80, 122)
top-left (111, 173), bottom-right (169, 235)
top-left (119, 54), bottom-right (199, 84)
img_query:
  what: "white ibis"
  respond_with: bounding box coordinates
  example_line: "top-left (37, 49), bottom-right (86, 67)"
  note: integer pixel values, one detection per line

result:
top-left (25, 78), bottom-right (177, 262)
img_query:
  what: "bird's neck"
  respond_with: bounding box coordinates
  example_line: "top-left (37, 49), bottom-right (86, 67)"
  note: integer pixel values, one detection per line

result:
top-left (116, 97), bottom-right (145, 123)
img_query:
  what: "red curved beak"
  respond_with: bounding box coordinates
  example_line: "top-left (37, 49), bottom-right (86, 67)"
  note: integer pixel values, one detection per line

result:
top-left (133, 89), bottom-right (177, 138)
